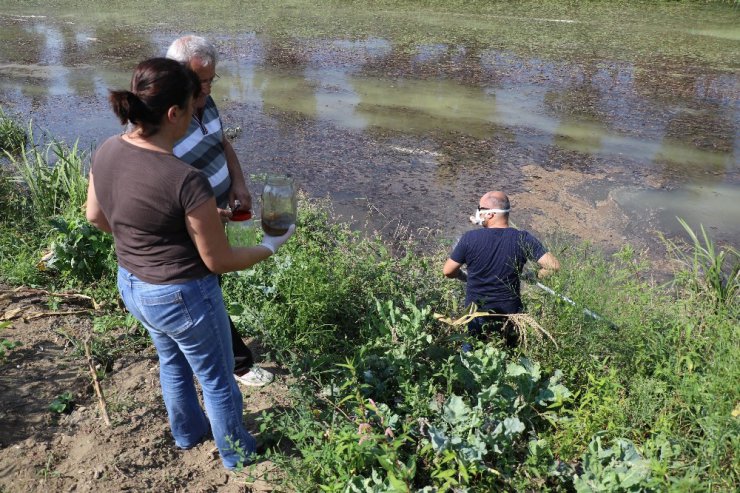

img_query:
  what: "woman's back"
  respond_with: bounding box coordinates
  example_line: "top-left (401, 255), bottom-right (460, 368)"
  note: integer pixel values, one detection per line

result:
top-left (92, 135), bottom-right (213, 284)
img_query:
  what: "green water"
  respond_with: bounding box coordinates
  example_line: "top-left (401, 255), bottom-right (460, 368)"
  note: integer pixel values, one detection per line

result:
top-left (0, 0), bottom-right (737, 250)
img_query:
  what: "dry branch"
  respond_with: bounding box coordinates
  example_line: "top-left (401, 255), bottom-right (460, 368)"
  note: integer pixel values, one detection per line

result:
top-left (83, 338), bottom-right (111, 426)
top-left (433, 309), bottom-right (558, 349)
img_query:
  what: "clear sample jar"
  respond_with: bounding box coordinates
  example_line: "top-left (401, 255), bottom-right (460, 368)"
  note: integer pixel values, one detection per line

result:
top-left (226, 210), bottom-right (258, 247)
top-left (261, 174), bottom-right (296, 236)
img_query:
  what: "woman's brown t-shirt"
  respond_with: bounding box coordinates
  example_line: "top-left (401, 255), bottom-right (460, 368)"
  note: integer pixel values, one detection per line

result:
top-left (91, 136), bottom-right (214, 284)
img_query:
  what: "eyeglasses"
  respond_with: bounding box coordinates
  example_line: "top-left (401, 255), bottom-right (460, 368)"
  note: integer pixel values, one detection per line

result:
top-left (477, 206), bottom-right (495, 213)
top-left (200, 73), bottom-right (220, 86)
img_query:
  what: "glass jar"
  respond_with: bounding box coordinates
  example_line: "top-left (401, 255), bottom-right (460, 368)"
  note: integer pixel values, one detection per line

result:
top-left (226, 210), bottom-right (258, 247)
top-left (261, 174), bottom-right (296, 236)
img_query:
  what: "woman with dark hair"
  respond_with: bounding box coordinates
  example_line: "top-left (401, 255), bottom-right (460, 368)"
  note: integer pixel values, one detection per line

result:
top-left (85, 57), bottom-right (294, 470)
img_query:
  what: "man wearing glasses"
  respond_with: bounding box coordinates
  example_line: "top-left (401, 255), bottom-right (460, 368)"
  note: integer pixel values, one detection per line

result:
top-left (443, 191), bottom-right (560, 347)
top-left (167, 35), bottom-right (274, 387)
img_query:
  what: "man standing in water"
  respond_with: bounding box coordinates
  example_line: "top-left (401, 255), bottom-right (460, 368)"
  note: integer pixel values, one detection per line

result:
top-left (167, 35), bottom-right (274, 387)
top-left (443, 191), bottom-right (560, 347)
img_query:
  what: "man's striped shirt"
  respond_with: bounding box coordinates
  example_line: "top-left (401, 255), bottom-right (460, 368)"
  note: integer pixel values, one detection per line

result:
top-left (173, 96), bottom-right (231, 208)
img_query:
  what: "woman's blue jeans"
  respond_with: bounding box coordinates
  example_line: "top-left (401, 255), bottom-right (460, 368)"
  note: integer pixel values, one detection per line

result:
top-left (117, 266), bottom-right (256, 469)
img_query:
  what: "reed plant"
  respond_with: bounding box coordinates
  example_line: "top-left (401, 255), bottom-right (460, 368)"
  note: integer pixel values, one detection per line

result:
top-left (5, 128), bottom-right (89, 219)
top-left (0, 107), bottom-right (26, 155)
top-left (662, 217), bottom-right (739, 310)
top-left (0, 161), bottom-right (48, 285)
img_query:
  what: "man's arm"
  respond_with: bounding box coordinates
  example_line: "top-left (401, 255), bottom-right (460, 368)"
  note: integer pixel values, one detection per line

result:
top-left (536, 252), bottom-right (560, 278)
top-left (443, 258), bottom-right (467, 282)
top-left (223, 136), bottom-right (252, 211)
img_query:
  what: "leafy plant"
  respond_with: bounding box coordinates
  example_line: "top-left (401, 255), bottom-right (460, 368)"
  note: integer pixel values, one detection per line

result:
top-left (45, 214), bottom-right (115, 285)
top-left (574, 434), bottom-right (654, 493)
top-left (0, 321), bottom-right (22, 362)
top-left (250, 296), bottom-right (572, 491)
top-left (422, 346), bottom-right (572, 487)
top-left (49, 391), bottom-right (75, 414)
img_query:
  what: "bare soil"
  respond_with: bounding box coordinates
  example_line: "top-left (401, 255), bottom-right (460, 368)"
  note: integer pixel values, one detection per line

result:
top-left (0, 286), bottom-right (288, 492)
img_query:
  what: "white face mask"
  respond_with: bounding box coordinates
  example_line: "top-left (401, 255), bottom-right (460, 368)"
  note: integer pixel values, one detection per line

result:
top-left (470, 208), bottom-right (510, 225)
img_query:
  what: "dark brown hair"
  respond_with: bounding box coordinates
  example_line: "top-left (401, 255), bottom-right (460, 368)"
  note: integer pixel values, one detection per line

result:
top-left (109, 57), bottom-right (200, 137)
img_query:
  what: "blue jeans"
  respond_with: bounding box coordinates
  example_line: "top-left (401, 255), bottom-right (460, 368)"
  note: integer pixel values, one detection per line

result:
top-left (117, 266), bottom-right (256, 469)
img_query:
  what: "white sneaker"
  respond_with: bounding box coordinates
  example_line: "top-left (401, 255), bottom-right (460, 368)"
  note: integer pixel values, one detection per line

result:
top-left (234, 366), bottom-right (274, 387)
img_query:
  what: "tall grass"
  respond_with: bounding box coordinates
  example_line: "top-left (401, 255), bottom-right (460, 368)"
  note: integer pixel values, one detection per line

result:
top-left (526, 223), bottom-right (739, 490)
top-left (663, 217), bottom-right (739, 309)
top-left (5, 128), bottom-right (89, 218)
top-left (0, 127), bottom-right (101, 289)
top-left (0, 107), bottom-right (26, 155)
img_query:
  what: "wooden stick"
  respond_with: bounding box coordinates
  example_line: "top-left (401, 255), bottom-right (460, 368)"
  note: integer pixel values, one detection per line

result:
top-left (0, 286), bottom-right (93, 301)
top-left (0, 287), bottom-right (99, 309)
top-left (2, 308), bottom-right (93, 321)
top-left (84, 338), bottom-right (111, 426)
top-left (24, 309), bottom-right (92, 320)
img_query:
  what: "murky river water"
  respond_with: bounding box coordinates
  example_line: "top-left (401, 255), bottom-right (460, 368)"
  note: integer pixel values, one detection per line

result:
top-left (1, 1), bottom-right (738, 253)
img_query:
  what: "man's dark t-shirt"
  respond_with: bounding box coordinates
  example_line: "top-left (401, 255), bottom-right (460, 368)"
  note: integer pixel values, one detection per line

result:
top-left (450, 227), bottom-right (547, 313)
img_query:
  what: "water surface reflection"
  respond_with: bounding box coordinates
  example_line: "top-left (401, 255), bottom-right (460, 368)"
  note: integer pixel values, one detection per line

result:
top-left (0, 8), bottom-right (737, 252)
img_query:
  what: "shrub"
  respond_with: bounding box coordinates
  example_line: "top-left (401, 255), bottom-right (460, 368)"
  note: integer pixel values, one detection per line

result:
top-left (44, 214), bottom-right (116, 285)
top-left (222, 195), bottom-right (458, 370)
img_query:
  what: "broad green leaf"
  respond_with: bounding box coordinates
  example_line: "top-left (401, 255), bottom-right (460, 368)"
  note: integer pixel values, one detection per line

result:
top-left (428, 426), bottom-right (449, 452)
top-left (503, 416), bottom-right (525, 437)
top-left (459, 434), bottom-right (487, 462)
top-left (386, 471), bottom-right (408, 492)
top-left (377, 455), bottom-right (394, 472)
top-left (443, 395), bottom-right (470, 425)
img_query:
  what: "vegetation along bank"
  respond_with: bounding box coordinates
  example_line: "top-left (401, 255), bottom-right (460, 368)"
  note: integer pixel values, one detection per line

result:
top-left (1, 109), bottom-right (738, 491)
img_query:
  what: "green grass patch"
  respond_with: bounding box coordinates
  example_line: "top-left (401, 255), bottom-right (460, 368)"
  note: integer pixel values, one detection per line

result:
top-left (0, 106), bottom-right (26, 155)
top-left (1, 1), bottom-right (737, 69)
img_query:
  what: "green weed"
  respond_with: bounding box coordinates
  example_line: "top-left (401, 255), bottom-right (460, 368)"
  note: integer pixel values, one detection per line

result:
top-left (48, 391), bottom-right (74, 414)
top-left (5, 130), bottom-right (89, 218)
top-left (45, 214), bottom-right (116, 285)
top-left (662, 217), bottom-right (739, 309)
top-left (0, 107), bottom-right (26, 155)
top-left (0, 321), bottom-right (22, 362)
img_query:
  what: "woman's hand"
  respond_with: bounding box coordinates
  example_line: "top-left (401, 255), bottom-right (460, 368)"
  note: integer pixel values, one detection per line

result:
top-left (259, 225), bottom-right (296, 254)
top-left (186, 197), bottom-right (272, 273)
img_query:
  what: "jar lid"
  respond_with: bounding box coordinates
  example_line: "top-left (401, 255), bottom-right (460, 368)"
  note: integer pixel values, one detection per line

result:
top-left (230, 210), bottom-right (252, 221)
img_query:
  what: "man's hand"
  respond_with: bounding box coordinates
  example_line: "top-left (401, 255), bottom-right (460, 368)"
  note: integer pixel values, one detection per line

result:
top-left (536, 252), bottom-right (560, 278)
top-left (229, 185), bottom-right (252, 212)
top-left (443, 258), bottom-right (467, 282)
top-left (223, 137), bottom-right (252, 212)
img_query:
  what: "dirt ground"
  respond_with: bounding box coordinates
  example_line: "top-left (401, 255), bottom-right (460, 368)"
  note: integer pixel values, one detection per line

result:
top-left (0, 285), bottom-right (289, 492)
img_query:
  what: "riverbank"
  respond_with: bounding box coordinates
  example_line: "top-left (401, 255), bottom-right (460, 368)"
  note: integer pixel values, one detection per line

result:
top-left (0, 138), bottom-right (737, 490)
